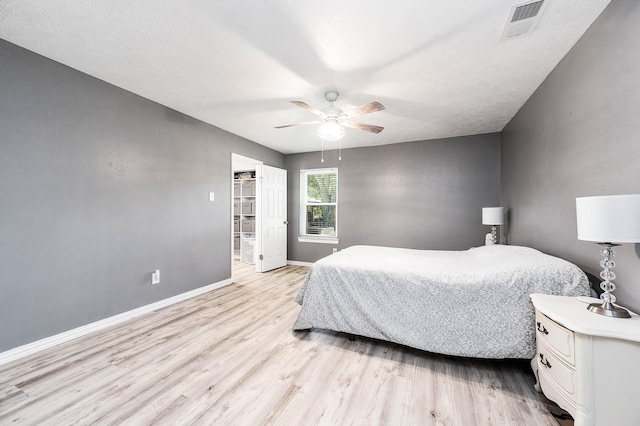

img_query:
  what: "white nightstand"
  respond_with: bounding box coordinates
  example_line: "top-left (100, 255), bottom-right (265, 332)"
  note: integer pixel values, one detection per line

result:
top-left (530, 294), bottom-right (640, 426)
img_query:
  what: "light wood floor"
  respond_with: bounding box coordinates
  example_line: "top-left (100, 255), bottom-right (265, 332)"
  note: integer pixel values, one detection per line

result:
top-left (0, 262), bottom-right (568, 425)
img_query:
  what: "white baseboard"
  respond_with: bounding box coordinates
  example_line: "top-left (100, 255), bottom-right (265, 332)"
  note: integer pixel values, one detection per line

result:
top-left (287, 260), bottom-right (314, 267)
top-left (0, 278), bottom-right (233, 366)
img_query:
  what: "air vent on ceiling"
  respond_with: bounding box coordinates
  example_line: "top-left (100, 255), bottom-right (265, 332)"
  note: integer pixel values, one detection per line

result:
top-left (501, 0), bottom-right (550, 39)
top-left (512, 1), bottom-right (544, 22)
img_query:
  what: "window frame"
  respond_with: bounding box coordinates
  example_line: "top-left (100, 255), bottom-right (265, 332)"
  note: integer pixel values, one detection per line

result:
top-left (298, 168), bottom-right (339, 244)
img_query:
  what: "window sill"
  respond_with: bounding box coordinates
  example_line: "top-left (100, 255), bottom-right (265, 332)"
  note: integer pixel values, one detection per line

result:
top-left (298, 236), bottom-right (339, 245)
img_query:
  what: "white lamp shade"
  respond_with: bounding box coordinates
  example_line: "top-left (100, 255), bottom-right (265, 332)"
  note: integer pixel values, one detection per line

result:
top-left (576, 194), bottom-right (640, 243)
top-left (317, 120), bottom-right (345, 141)
top-left (482, 207), bottom-right (504, 225)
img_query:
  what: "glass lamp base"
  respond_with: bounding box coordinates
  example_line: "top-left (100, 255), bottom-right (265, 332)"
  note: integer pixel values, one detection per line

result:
top-left (588, 301), bottom-right (631, 318)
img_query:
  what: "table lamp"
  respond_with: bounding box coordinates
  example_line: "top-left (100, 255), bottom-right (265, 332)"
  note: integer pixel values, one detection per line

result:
top-left (482, 207), bottom-right (504, 244)
top-left (576, 194), bottom-right (640, 318)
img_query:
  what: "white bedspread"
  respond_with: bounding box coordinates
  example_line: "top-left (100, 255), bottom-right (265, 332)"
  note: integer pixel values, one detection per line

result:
top-left (293, 245), bottom-right (590, 359)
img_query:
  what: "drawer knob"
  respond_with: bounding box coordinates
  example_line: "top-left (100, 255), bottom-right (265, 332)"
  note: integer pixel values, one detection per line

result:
top-left (539, 353), bottom-right (552, 368)
top-left (536, 322), bottom-right (549, 335)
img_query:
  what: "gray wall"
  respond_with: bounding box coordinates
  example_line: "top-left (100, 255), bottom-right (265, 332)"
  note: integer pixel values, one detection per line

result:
top-left (286, 134), bottom-right (501, 262)
top-left (0, 39), bottom-right (284, 352)
top-left (501, 0), bottom-right (640, 312)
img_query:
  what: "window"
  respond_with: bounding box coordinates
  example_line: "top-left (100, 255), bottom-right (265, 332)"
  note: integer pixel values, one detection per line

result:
top-left (299, 168), bottom-right (338, 243)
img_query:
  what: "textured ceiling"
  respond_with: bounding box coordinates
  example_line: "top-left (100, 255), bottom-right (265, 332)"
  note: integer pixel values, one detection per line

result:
top-left (0, 0), bottom-right (610, 154)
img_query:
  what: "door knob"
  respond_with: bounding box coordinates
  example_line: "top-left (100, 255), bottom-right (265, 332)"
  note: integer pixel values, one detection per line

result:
top-left (283, 220), bottom-right (289, 225)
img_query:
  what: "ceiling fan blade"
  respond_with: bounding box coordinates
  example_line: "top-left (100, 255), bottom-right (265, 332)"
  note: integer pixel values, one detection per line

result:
top-left (274, 120), bottom-right (322, 129)
top-left (341, 121), bottom-right (384, 134)
top-left (290, 101), bottom-right (324, 117)
top-left (347, 101), bottom-right (385, 116)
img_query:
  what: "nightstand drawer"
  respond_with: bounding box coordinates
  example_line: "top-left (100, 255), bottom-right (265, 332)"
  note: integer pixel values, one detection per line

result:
top-left (538, 355), bottom-right (577, 418)
top-left (537, 340), bottom-right (576, 396)
top-left (535, 311), bottom-right (575, 365)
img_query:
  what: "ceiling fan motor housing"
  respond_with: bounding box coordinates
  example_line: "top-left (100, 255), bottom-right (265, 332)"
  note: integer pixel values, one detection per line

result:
top-left (323, 105), bottom-right (345, 119)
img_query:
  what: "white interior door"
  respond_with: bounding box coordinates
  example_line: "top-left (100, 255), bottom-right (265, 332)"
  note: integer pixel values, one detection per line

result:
top-left (256, 165), bottom-right (287, 272)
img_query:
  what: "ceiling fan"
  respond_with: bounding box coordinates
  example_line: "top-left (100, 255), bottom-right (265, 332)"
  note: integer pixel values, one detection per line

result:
top-left (275, 91), bottom-right (385, 140)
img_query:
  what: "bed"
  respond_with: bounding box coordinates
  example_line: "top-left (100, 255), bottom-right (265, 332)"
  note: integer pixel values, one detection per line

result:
top-left (293, 245), bottom-right (590, 359)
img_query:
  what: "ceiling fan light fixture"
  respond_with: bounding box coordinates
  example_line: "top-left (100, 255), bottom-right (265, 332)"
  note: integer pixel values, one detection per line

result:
top-left (317, 119), bottom-right (345, 141)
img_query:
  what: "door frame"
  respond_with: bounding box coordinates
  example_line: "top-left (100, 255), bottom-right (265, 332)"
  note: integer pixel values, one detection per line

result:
top-left (231, 153), bottom-right (263, 278)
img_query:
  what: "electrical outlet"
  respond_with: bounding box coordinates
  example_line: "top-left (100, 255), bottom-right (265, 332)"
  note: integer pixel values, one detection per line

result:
top-left (152, 270), bottom-right (160, 285)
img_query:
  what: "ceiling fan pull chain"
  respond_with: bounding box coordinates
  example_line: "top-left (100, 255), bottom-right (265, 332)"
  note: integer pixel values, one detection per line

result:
top-left (338, 138), bottom-right (342, 161)
top-left (321, 139), bottom-right (325, 163)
